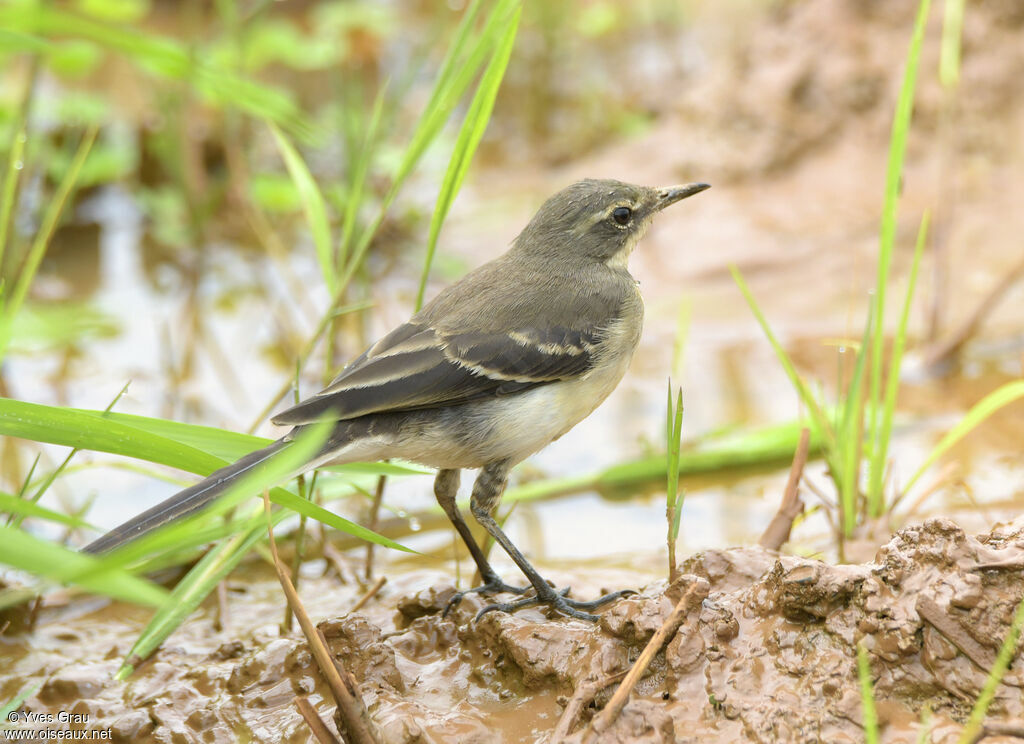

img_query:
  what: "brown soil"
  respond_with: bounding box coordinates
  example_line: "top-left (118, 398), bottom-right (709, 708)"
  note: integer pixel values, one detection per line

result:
top-left (10, 518), bottom-right (1024, 743)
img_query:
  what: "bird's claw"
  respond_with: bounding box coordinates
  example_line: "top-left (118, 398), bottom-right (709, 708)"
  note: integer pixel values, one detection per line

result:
top-left (442, 578), bottom-right (531, 618)
top-left (475, 587), bottom-right (636, 623)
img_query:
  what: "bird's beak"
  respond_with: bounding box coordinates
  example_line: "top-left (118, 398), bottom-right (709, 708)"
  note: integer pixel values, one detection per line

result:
top-left (654, 182), bottom-right (711, 211)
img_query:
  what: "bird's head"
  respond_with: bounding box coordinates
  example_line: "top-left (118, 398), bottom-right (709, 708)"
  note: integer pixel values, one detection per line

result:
top-left (514, 178), bottom-right (709, 269)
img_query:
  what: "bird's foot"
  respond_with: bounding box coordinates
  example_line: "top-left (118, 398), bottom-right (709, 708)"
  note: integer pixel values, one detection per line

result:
top-left (475, 585), bottom-right (636, 622)
top-left (442, 577), bottom-right (531, 618)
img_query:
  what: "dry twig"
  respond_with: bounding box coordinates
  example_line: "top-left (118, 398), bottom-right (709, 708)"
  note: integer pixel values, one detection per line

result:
top-left (213, 580), bottom-right (230, 632)
top-left (552, 671), bottom-right (627, 741)
top-left (263, 493), bottom-right (381, 744)
top-left (294, 696), bottom-right (342, 744)
top-left (922, 255), bottom-right (1024, 371)
top-left (364, 474), bottom-right (388, 580)
top-left (758, 427), bottom-right (810, 550)
top-left (584, 577), bottom-right (710, 739)
top-left (351, 576), bottom-right (387, 613)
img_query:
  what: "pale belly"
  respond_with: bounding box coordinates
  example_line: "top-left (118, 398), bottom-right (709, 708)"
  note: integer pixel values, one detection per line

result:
top-left (317, 296), bottom-right (644, 471)
top-left (390, 310), bottom-right (642, 469)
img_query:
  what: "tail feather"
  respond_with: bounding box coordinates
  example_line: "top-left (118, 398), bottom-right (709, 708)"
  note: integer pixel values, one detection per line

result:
top-left (82, 439), bottom-right (290, 555)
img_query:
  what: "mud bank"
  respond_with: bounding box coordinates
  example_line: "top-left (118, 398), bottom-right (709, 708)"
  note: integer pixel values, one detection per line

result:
top-left (11, 518), bottom-right (1024, 743)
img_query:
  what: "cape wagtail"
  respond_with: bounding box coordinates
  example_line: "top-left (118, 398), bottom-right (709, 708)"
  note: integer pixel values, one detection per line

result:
top-left (84, 178), bottom-right (710, 621)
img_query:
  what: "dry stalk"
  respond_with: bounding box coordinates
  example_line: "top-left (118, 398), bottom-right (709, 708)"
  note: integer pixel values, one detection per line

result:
top-left (758, 427), bottom-right (810, 551)
top-left (364, 474), bottom-right (388, 580)
top-left (263, 494), bottom-right (381, 744)
top-left (351, 576), bottom-right (387, 613)
top-left (294, 696), bottom-right (342, 744)
top-left (585, 577), bottom-right (710, 739)
top-left (552, 671), bottom-right (627, 740)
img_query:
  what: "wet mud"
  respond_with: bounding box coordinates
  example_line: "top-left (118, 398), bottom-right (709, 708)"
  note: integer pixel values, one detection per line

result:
top-left (9, 518), bottom-right (1024, 743)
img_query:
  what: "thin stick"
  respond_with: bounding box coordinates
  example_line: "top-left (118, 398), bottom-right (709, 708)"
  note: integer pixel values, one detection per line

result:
top-left (759, 427), bottom-right (810, 550)
top-left (323, 538), bottom-right (358, 586)
top-left (263, 494), bottom-right (381, 744)
top-left (364, 474), bottom-right (387, 580)
top-left (552, 671), bottom-right (628, 740)
top-left (213, 580), bottom-right (230, 632)
top-left (923, 255), bottom-right (1024, 370)
top-left (586, 577), bottom-right (710, 738)
top-left (350, 576), bottom-right (387, 613)
top-left (285, 474), bottom-right (312, 632)
top-left (294, 696), bottom-right (342, 744)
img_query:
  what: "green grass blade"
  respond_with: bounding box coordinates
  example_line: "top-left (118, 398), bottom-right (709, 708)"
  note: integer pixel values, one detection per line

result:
top-left (0, 113), bottom-right (28, 271)
top-left (0, 491), bottom-right (96, 530)
top-left (666, 385), bottom-right (684, 541)
top-left (0, 525), bottom-right (168, 606)
top-left (857, 640), bottom-right (880, 744)
top-left (867, 0), bottom-right (931, 495)
top-left (388, 0), bottom-right (489, 191)
top-left (837, 307), bottom-right (873, 536)
top-left (269, 122), bottom-right (335, 294)
top-left (0, 5), bottom-right (315, 140)
top-left (956, 595), bottom-right (1024, 743)
top-left (115, 514), bottom-right (272, 680)
top-left (337, 81), bottom-right (388, 271)
top-left (0, 683), bottom-right (40, 724)
top-left (904, 379), bottom-right (1024, 495)
top-left (730, 265), bottom-right (837, 452)
top-left (251, 1), bottom-right (522, 422)
top-left (940, 0), bottom-right (965, 89)
top-left (415, 2), bottom-right (521, 310)
top-left (0, 399), bottom-right (410, 551)
top-left (0, 125), bottom-right (97, 359)
top-left (868, 211), bottom-right (929, 514)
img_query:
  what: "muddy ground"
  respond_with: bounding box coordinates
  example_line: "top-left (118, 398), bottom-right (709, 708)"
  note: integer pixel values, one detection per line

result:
top-left (7, 518), bottom-right (1023, 743)
top-left (4, 0), bottom-right (1024, 742)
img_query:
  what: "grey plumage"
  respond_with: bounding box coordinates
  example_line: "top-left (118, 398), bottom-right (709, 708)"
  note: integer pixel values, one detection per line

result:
top-left (83, 178), bottom-right (709, 621)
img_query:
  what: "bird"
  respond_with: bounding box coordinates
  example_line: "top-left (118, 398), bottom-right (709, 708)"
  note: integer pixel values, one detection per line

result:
top-left (83, 178), bottom-right (710, 621)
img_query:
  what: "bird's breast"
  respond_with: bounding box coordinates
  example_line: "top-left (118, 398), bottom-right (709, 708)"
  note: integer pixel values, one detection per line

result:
top-left (466, 300), bottom-right (643, 466)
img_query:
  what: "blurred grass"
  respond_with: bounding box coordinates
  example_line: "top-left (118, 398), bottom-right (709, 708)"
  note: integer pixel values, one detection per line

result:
top-left (0, 0), bottom-right (528, 667)
top-left (724, 0), bottom-right (1024, 549)
top-left (857, 640), bottom-right (879, 744)
top-left (956, 594), bottom-right (1024, 744)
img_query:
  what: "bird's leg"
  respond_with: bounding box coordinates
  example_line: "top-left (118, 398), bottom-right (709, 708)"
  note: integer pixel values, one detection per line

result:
top-left (433, 468), bottom-right (529, 616)
top-left (468, 461), bottom-right (635, 622)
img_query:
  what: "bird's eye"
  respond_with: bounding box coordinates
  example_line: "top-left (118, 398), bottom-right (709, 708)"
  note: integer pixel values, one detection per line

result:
top-left (612, 206), bottom-right (632, 226)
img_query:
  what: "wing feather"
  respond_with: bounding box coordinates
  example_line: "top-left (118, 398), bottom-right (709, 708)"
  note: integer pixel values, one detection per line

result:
top-left (270, 322), bottom-right (601, 426)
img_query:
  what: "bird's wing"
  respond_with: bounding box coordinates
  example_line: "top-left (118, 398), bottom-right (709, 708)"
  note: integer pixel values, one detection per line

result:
top-left (270, 321), bottom-right (601, 426)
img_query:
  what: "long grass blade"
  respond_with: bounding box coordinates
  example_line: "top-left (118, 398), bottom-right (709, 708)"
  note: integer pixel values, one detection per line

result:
top-left (940, 0), bottom-right (965, 89)
top-left (115, 514), bottom-right (270, 680)
top-left (0, 398), bottom-right (411, 551)
top-left (730, 266), bottom-right (837, 452)
top-left (837, 306), bottom-right (873, 536)
top-left (0, 113), bottom-right (28, 271)
top-left (868, 211), bottom-right (929, 514)
top-left (337, 81), bottom-right (388, 271)
top-left (0, 525), bottom-right (168, 606)
top-left (956, 595), bottom-right (1024, 744)
top-left (867, 0), bottom-right (931, 499)
top-left (269, 122), bottom-right (335, 294)
top-left (415, 2), bottom-right (521, 310)
top-left (857, 640), bottom-right (880, 744)
top-left (0, 491), bottom-right (95, 530)
top-left (0, 125), bottom-right (97, 359)
top-left (904, 380), bottom-right (1024, 495)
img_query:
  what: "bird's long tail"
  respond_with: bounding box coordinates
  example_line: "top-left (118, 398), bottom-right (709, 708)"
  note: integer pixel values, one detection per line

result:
top-left (82, 439), bottom-right (290, 555)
